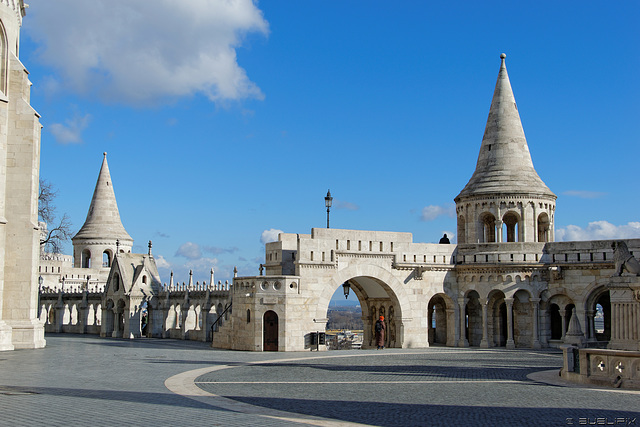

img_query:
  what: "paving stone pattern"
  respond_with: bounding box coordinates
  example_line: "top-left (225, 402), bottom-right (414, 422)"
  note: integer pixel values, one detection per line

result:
top-left (0, 335), bottom-right (638, 426)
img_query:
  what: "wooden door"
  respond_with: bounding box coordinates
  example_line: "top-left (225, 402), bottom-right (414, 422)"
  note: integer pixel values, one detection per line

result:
top-left (263, 310), bottom-right (278, 351)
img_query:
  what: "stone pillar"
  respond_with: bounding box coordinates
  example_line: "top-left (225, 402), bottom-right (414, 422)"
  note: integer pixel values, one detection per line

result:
top-left (446, 308), bottom-right (456, 347)
top-left (532, 204), bottom-right (538, 242)
top-left (161, 301), bottom-right (171, 339)
top-left (539, 307), bottom-right (549, 347)
top-left (480, 300), bottom-right (489, 348)
top-left (180, 303), bottom-right (189, 340)
top-left (458, 297), bottom-right (469, 347)
top-left (78, 300), bottom-right (89, 334)
top-left (530, 298), bottom-right (541, 349)
top-left (560, 309), bottom-right (567, 341)
top-left (201, 305), bottom-right (211, 342)
top-left (112, 306), bottom-right (123, 338)
top-left (505, 298), bottom-right (515, 349)
top-left (496, 220), bottom-right (503, 243)
top-left (585, 309), bottom-right (596, 342)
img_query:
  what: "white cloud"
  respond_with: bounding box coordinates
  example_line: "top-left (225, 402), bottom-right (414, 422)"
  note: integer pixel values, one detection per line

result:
top-left (421, 204), bottom-right (455, 221)
top-left (25, 0), bottom-right (269, 105)
top-left (556, 221), bottom-right (640, 241)
top-left (175, 242), bottom-right (202, 260)
top-left (49, 113), bottom-right (91, 144)
top-left (335, 200), bottom-right (359, 211)
top-left (154, 255), bottom-right (171, 270)
top-left (261, 228), bottom-right (283, 244)
top-left (563, 190), bottom-right (607, 199)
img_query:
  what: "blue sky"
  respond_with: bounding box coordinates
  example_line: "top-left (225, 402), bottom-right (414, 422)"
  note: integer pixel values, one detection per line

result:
top-left (22, 1), bottom-right (640, 287)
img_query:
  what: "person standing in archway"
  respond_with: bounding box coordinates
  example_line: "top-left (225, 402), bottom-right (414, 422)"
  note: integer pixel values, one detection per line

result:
top-left (375, 316), bottom-right (386, 350)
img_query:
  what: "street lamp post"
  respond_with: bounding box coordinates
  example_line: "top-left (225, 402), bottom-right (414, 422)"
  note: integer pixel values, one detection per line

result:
top-left (325, 189), bottom-right (333, 228)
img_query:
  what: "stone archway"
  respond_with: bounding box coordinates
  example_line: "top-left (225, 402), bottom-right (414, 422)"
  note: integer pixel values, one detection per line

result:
top-left (317, 264), bottom-right (413, 348)
top-left (428, 293), bottom-right (455, 346)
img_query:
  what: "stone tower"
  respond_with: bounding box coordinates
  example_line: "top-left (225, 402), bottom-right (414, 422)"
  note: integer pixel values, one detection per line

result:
top-left (455, 54), bottom-right (556, 244)
top-left (72, 153), bottom-right (133, 270)
top-left (0, 0), bottom-right (46, 350)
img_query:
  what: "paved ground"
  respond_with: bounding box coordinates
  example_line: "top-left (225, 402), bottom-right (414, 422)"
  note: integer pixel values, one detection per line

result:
top-left (0, 335), bottom-right (638, 426)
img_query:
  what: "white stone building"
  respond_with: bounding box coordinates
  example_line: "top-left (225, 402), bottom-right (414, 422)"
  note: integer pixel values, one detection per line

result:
top-left (214, 54), bottom-right (640, 354)
top-left (0, 0), bottom-right (45, 350)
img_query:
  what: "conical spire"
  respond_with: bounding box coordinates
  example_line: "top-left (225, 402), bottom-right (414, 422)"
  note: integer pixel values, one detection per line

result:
top-left (456, 54), bottom-right (555, 200)
top-left (73, 153), bottom-right (133, 242)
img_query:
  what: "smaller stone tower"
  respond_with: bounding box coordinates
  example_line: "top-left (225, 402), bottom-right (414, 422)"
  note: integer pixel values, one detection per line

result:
top-left (455, 54), bottom-right (556, 244)
top-left (72, 153), bottom-right (133, 269)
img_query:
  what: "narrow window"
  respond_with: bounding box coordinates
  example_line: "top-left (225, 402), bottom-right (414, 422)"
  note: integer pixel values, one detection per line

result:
top-left (347, 240), bottom-right (350, 250)
top-left (310, 251), bottom-right (314, 261)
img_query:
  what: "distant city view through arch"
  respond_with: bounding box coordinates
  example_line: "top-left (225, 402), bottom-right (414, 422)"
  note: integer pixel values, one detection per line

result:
top-left (326, 286), bottom-right (363, 350)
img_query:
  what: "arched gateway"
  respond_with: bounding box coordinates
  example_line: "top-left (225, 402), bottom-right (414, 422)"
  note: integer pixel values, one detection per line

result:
top-left (210, 55), bottom-right (640, 353)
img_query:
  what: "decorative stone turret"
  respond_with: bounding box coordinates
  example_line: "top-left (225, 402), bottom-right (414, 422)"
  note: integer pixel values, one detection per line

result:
top-left (72, 153), bottom-right (133, 269)
top-left (455, 54), bottom-right (557, 244)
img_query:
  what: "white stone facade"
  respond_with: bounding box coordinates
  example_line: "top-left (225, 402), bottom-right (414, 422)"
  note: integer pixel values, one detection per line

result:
top-left (0, 0), bottom-right (45, 350)
top-left (215, 55), bottom-right (640, 353)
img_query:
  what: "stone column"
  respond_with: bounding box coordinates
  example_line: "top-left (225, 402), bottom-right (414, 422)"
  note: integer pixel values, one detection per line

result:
top-left (530, 298), bottom-right (541, 349)
top-left (496, 220), bottom-right (503, 243)
top-left (458, 297), bottom-right (469, 347)
top-left (560, 309), bottom-right (567, 340)
top-left (112, 308), bottom-right (121, 338)
top-left (585, 309), bottom-right (596, 342)
top-left (505, 298), bottom-right (515, 349)
top-left (446, 308), bottom-right (456, 347)
top-left (539, 307), bottom-right (548, 347)
top-left (480, 300), bottom-right (489, 348)
top-left (532, 204), bottom-right (538, 242)
top-left (201, 305), bottom-right (211, 342)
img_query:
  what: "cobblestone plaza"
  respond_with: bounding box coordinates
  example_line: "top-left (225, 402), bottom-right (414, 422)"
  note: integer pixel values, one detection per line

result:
top-left (0, 335), bottom-right (638, 426)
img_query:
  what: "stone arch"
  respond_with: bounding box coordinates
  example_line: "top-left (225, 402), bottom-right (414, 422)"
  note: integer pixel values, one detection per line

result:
top-left (584, 281), bottom-right (611, 343)
top-left (102, 250), bottom-right (112, 268)
top-left (512, 289), bottom-right (533, 347)
top-left (465, 290), bottom-right (482, 346)
top-left (502, 211), bottom-right (521, 242)
top-left (479, 212), bottom-right (496, 243)
top-left (318, 263), bottom-right (412, 349)
top-left (547, 293), bottom-right (574, 344)
top-left (428, 293), bottom-right (456, 346)
top-left (487, 289), bottom-right (507, 347)
top-left (537, 212), bottom-right (551, 242)
top-left (184, 305), bottom-right (197, 334)
top-left (81, 249), bottom-right (91, 268)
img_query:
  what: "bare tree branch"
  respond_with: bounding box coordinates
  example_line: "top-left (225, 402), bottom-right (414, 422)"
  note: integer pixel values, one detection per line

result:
top-left (39, 178), bottom-right (72, 253)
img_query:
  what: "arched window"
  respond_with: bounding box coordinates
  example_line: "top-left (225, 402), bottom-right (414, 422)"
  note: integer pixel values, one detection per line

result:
top-left (82, 249), bottom-right (91, 268)
top-left (537, 213), bottom-right (550, 242)
top-left (0, 22), bottom-right (7, 94)
top-left (502, 212), bottom-right (520, 242)
top-left (102, 250), bottom-right (111, 268)
top-left (479, 213), bottom-right (496, 243)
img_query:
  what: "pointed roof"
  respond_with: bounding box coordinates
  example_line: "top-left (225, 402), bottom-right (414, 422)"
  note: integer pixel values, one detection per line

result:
top-left (456, 54), bottom-right (555, 201)
top-left (72, 152), bottom-right (133, 242)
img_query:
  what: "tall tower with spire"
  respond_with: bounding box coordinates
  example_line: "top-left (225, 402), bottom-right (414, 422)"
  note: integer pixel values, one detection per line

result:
top-left (455, 54), bottom-right (556, 244)
top-left (72, 153), bottom-right (133, 269)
